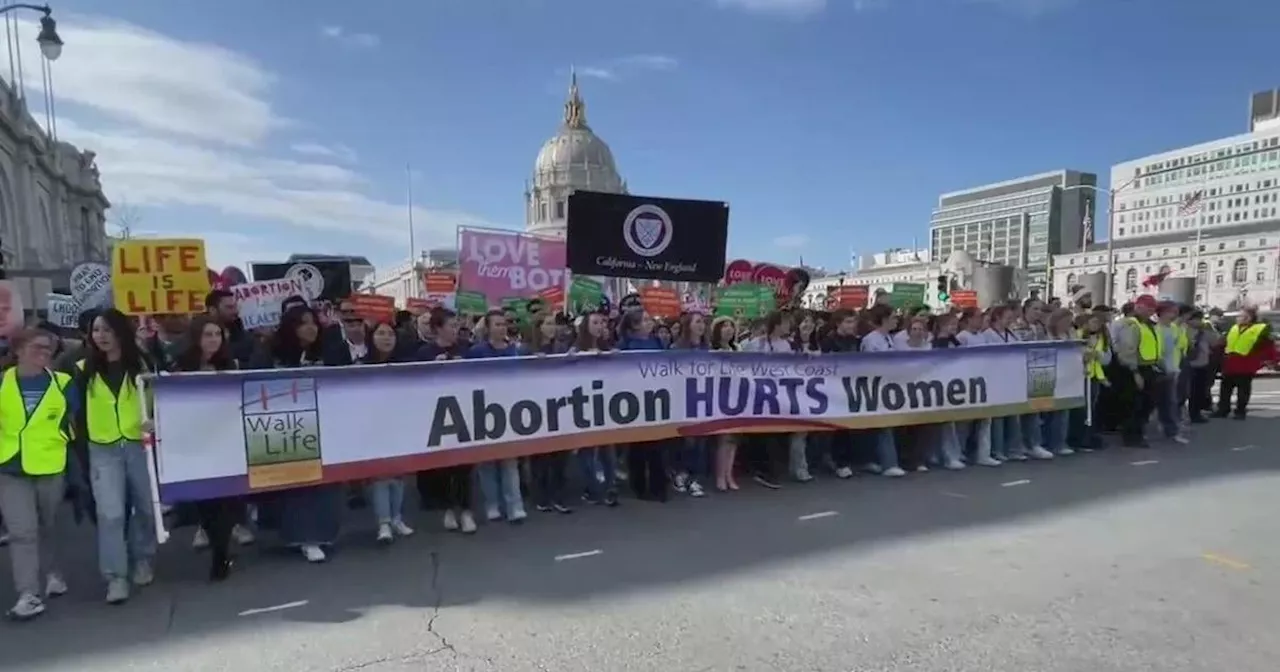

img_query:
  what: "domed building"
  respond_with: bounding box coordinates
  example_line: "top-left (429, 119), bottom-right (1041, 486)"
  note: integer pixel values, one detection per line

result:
top-left (525, 71), bottom-right (627, 239)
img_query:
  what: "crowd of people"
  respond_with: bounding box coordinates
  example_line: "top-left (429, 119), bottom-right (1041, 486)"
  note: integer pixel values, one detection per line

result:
top-left (0, 287), bottom-right (1273, 622)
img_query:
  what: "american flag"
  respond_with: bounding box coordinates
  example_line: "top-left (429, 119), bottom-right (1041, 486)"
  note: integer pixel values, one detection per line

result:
top-left (1178, 189), bottom-right (1205, 216)
top-left (1081, 209), bottom-right (1094, 246)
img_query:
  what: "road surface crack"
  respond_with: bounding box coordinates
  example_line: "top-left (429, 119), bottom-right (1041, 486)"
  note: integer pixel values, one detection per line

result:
top-left (425, 549), bottom-right (496, 670)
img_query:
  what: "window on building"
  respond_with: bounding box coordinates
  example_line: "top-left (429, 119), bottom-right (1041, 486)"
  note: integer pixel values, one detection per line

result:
top-left (1232, 258), bottom-right (1248, 285)
top-left (1066, 273), bottom-right (1077, 288)
top-left (1159, 264), bottom-right (1170, 275)
top-left (1215, 273), bottom-right (1224, 287)
top-left (1258, 270), bottom-right (1267, 282)
top-left (555, 200), bottom-right (566, 219)
top-left (1125, 268), bottom-right (1138, 291)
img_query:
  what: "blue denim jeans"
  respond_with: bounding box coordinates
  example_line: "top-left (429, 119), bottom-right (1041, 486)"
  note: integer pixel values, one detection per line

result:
top-left (865, 429), bottom-right (899, 470)
top-left (576, 446), bottom-right (618, 499)
top-left (990, 415), bottom-right (1023, 460)
top-left (957, 418), bottom-right (993, 462)
top-left (674, 437), bottom-right (710, 481)
top-left (367, 478), bottom-right (406, 524)
top-left (88, 441), bottom-right (156, 580)
top-left (933, 422), bottom-right (964, 464)
top-left (1041, 410), bottom-right (1070, 453)
top-left (1020, 413), bottom-right (1043, 452)
top-left (477, 460), bottom-right (524, 517)
top-left (1153, 374), bottom-right (1180, 438)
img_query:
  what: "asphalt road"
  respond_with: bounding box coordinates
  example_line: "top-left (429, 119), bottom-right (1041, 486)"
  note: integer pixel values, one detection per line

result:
top-left (1, 381), bottom-right (1278, 672)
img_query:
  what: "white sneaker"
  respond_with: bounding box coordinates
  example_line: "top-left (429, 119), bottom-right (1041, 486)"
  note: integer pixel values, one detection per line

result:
top-left (794, 467), bottom-right (814, 483)
top-left (192, 527), bottom-right (209, 550)
top-left (131, 560), bottom-right (154, 587)
top-left (944, 460), bottom-right (966, 471)
top-left (508, 508), bottom-right (528, 523)
top-left (1029, 446), bottom-right (1054, 460)
top-left (915, 464), bottom-right (929, 473)
top-left (459, 510), bottom-right (477, 534)
top-left (391, 519), bottom-right (414, 536)
top-left (232, 524), bottom-right (256, 546)
top-left (301, 544), bottom-right (327, 563)
top-left (442, 509), bottom-right (459, 531)
top-left (1055, 447), bottom-right (1076, 456)
top-left (835, 466), bottom-right (854, 479)
top-left (485, 505), bottom-right (502, 522)
top-left (7, 593), bottom-right (44, 620)
top-left (673, 473), bottom-right (689, 493)
top-left (689, 481), bottom-right (706, 498)
top-left (882, 466), bottom-right (907, 478)
top-left (1173, 435), bottom-right (1191, 445)
top-left (376, 523), bottom-right (393, 544)
top-left (0, 531), bottom-right (8, 546)
top-left (976, 457), bottom-right (1002, 467)
top-left (105, 578), bottom-right (130, 605)
top-left (45, 573), bottom-right (67, 598)
top-left (862, 463), bottom-right (883, 475)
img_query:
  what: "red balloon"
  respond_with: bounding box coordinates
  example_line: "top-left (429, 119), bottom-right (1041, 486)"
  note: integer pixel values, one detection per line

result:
top-left (723, 259), bottom-right (755, 285)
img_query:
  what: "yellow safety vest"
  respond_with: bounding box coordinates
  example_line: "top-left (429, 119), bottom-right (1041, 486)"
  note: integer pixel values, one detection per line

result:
top-left (1129, 317), bottom-right (1162, 365)
top-left (0, 368), bottom-right (72, 476)
top-left (76, 359), bottom-right (144, 444)
top-left (1225, 323), bottom-right (1267, 356)
top-left (1077, 329), bottom-right (1108, 382)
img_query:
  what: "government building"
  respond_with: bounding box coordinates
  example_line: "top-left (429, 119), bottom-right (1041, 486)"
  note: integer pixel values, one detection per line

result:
top-left (1051, 88), bottom-right (1280, 309)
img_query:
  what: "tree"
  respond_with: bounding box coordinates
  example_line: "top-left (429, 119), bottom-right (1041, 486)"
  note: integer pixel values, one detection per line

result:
top-left (109, 199), bottom-right (143, 239)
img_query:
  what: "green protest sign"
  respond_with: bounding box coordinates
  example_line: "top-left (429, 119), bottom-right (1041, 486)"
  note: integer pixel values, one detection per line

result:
top-left (568, 276), bottom-right (605, 312)
top-left (714, 283), bottom-right (775, 318)
top-left (888, 283), bottom-right (926, 309)
top-left (454, 290), bottom-right (488, 316)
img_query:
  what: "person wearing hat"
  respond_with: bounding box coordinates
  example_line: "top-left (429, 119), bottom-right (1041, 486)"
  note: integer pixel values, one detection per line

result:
top-left (1182, 308), bottom-right (1216, 423)
top-left (1214, 306), bottom-right (1276, 419)
top-left (1151, 301), bottom-right (1189, 444)
top-left (1112, 295), bottom-right (1161, 448)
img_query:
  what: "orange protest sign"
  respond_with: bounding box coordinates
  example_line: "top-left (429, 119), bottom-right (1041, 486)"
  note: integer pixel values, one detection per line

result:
top-left (827, 285), bottom-right (868, 310)
top-left (111, 239), bottom-right (211, 315)
top-left (423, 272), bottom-right (456, 295)
top-left (639, 287), bottom-right (681, 319)
top-left (537, 285), bottom-right (565, 311)
top-left (405, 297), bottom-right (432, 314)
top-left (349, 294), bottom-right (396, 322)
top-left (950, 289), bottom-right (978, 309)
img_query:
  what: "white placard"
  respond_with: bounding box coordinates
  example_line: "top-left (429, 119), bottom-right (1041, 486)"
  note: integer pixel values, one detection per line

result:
top-left (46, 293), bottom-right (79, 328)
top-left (233, 278), bottom-right (305, 330)
top-left (70, 262), bottom-right (113, 310)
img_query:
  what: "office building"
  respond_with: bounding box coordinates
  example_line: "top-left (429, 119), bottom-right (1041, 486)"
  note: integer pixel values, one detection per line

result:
top-left (1052, 90), bottom-right (1280, 309)
top-left (929, 170), bottom-right (1097, 294)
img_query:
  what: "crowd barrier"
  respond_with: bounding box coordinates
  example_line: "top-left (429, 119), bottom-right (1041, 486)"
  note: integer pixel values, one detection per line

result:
top-left (140, 342), bottom-right (1086, 529)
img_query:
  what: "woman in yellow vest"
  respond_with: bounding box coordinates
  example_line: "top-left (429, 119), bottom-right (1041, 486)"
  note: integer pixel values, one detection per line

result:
top-left (0, 328), bottom-right (77, 620)
top-left (78, 309), bottom-right (157, 605)
top-left (1215, 307), bottom-right (1277, 418)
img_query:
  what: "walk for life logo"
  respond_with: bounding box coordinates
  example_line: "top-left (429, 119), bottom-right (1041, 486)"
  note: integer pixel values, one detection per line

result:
top-left (240, 378), bottom-right (323, 489)
top-left (622, 204), bottom-right (673, 258)
top-left (284, 263), bottom-right (325, 302)
top-left (1024, 348), bottom-right (1060, 410)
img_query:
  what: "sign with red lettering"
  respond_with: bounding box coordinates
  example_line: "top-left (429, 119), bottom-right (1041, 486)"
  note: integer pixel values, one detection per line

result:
top-left (110, 239), bottom-right (211, 315)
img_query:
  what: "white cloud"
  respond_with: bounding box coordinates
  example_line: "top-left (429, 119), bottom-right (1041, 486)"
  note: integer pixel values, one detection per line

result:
top-left (290, 141), bottom-right (358, 163)
top-left (8, 17), bottom-right (278, 147)
top-left (617, 54), bottom-right (679, 71)
top-left (773, 234), bottom-right (810, 249)
top-left (13, 16), bottom-right (498, 269)
top-left (320, 25), bottom-right (380, 49)
top-left (572, 54), bottom-right (680, 83)
top-left (576, 66), bottom-right (617, 81)
top-left (716, 0), bottom-right (828, 17)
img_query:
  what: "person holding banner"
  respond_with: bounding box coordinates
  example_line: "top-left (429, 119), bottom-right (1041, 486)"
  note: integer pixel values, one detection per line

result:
top-left (77, 309), bottom-right (158, 604)
top-left (858, 306), bottom-right (906, 478)
top-left (527, 313), bottom-right (574, 513)
top-left (174, 316), bottom-right (244, 581)
top-left (669, 312), bottom-right (710, 498)
top-left (820, 310), bottom-right (863, 479)
top-left (357, 321), bottom-right (416, 543)
top-left (465, 311), bottom-right (528, 524)
top-left (253, 305), bottom-right (351, 563)
top-left (982, 306), bottom-right (1026, 462)
top-left (570, 312), bottom-right (621, 507)
top-left (708, 317), bottom-right (741, 491)
top-left (0, 328), bottom-right (76, 620)
top-left (616, 311), bottom-right (671, 502)
top-left (415, 309), bottom-right (478, 534)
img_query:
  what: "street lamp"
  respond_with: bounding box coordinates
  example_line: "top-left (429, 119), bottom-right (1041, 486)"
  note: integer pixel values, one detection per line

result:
top-left (1062, 175), bottom-right (1141, 305)
top-left (0, 4), bottom-right (63, 61)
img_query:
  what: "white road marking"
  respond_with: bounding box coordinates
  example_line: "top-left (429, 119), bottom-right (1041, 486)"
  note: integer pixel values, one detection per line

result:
top-left (1130, 460), bottom-right (1160, 466)
top-left (554, 549), bottom-right (603, 562)
top-left (939, 491), bottom-right (970, 499)
top-left (238, 600), bottom-right (309, 617)
top-left (797, 510), bottom-right (839, 521)
top-left (1230, 445), bottom-right (1257, 452)
top-left (1001, 479), bottom-right (1031, 487)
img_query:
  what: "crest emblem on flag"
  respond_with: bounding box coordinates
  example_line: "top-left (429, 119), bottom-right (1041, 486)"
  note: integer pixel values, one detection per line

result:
top-left (622, 204), bottom-right (673, 258)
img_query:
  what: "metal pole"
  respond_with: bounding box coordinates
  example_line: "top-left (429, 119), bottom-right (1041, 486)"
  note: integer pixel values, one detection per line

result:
top-left (1105, 189), bottom-right (1115, 305)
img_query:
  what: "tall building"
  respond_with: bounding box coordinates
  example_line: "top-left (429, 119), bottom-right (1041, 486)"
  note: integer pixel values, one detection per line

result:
top-left (525, 71), bottom-right (627, 239)
top-left (929, 170), bottom-right (1097, 293)
top-left (0, 78), bottom-right (109, 292)
top-left (1052, 91), bottom-right (1280, 309)
top-left (1250, 88), bottom-right (1280, 133)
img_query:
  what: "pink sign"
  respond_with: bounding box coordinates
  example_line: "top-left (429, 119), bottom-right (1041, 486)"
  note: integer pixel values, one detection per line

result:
top-left (751, 263), bottom-right (788, 299)
top-left (723, 259), bottom-right (755, 285)
top-left (458, 229), bottom-right (567, 305)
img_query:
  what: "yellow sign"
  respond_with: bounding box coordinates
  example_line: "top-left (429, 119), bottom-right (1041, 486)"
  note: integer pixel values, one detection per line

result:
top-left (111, 238), bottom-right (211, 315)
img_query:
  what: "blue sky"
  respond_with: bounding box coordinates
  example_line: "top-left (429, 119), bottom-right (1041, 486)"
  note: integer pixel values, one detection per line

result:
top-left (15, 0), bottom-right (1277, 273)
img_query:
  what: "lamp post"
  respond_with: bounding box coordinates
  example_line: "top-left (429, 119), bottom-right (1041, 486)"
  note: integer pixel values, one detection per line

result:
top-left (1062, 176), bottom-right (1141, 305)
top-left (0, 4), bottom-right (63, 60)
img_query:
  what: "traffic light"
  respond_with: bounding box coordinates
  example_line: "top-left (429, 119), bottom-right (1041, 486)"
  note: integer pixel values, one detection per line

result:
top-left (936, 274), bottom-right (949, 302)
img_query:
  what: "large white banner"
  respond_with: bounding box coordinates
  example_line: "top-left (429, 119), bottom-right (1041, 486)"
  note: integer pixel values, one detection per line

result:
top-left (148, 342), bottom-right (1086, 502)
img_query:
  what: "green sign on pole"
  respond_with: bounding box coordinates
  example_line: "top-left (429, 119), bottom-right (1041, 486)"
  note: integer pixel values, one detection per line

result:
top-left (888, 282), bottom-right (926, 309)
top-left (568, 276), bottom-right (605, 313)
top-left (714, 283), bottom-right (776, 318)
top-left (454, 290), bottom-right (489, 316)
